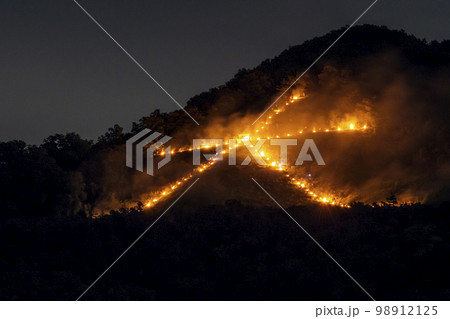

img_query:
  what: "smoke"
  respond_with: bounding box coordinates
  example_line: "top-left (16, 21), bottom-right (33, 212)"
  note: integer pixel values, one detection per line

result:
top-left (276, 52), bottom-right (450, 204)
top-left (171, 50), bottom-right (450, 206)
top-left (89, 49), bottom-right (450, 214)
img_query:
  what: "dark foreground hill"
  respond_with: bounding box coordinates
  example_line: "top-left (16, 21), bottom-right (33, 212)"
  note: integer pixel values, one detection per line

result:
top-left (0, 201), bottom-right (449, 300)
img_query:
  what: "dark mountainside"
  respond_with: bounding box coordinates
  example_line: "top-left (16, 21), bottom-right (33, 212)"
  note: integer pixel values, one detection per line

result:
top-left (0, 25), bottom-right (449, 300)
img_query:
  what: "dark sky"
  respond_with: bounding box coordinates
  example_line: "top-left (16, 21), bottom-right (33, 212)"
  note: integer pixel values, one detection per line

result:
top-left (1, 0), bottom-right (449, 144)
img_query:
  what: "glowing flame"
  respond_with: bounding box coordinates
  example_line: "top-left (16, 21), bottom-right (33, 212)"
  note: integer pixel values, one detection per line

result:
top-left (136, 88), bottom-right (376, 212)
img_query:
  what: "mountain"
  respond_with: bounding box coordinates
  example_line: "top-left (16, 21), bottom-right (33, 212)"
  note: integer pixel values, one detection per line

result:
top-left (2, 24), bottom-right (450, 217)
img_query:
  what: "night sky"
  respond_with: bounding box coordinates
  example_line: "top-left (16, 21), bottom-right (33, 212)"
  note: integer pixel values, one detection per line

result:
top-left (1, 0), bottom-right (449, 144)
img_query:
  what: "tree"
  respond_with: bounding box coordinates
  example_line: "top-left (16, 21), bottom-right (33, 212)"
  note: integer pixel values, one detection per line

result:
top-left (42, 133), bottom-right (92, 171)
